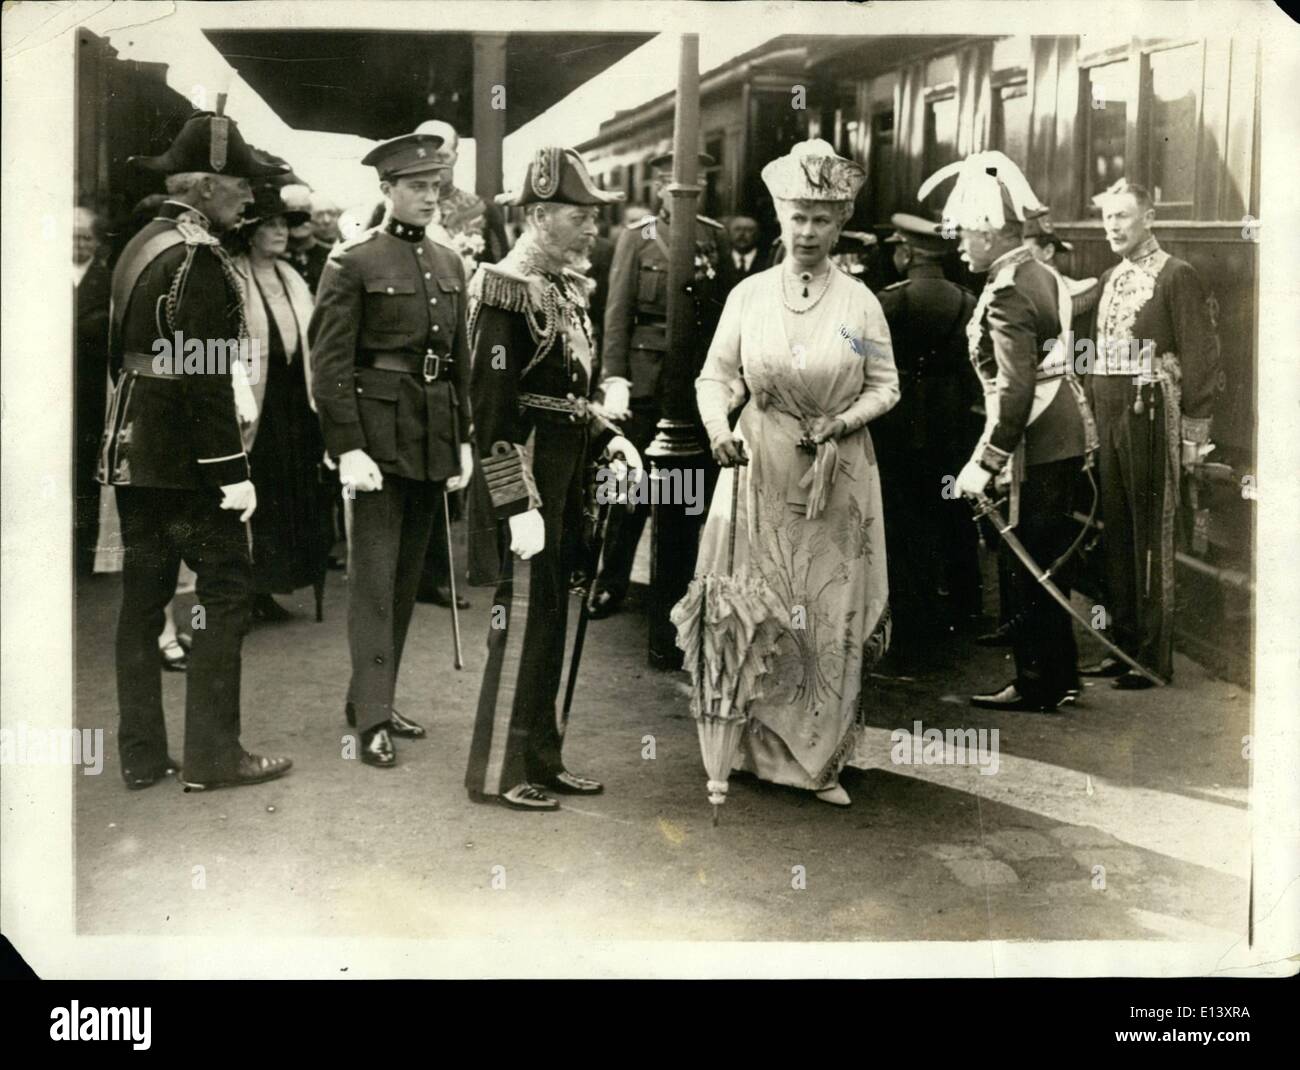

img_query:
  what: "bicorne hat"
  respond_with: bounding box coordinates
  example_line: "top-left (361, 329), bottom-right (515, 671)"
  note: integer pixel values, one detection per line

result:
top-left (129, 110), bottom-right (290, 181)
top-left (496, 147), bottom-right (624, 207)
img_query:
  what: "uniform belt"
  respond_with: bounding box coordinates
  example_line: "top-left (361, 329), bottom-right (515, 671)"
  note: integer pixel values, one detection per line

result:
top-left (122, 351), bottom-right (183, 379)
top-left (518, 392), bottom-right (591, 423)
top-left (366, 351), bottom-right (455, 382)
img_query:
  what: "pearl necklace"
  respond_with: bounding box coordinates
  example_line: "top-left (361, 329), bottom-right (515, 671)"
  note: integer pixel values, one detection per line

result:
top-left (780, 265), bottom-right (833, 314)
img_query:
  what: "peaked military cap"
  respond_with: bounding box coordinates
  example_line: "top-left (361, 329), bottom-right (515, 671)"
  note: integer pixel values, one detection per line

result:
top-left (884, 212), bottom-right (952, 253)
top-left (361, 127), bottom-right (447, 179)
top-left (1022, 207), bottom-right (1073, 251)
top-left (496, 146), bottom-right (624, 207)
top-left (130, 110), bottom-right (289, 180)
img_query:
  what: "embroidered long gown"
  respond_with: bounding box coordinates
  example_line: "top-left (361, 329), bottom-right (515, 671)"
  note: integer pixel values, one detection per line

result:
top-left (694, 266), bottom-right (900, 790)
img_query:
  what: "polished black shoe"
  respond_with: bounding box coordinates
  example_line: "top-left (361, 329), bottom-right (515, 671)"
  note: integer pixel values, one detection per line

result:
top-left (1113, 671), bottom-right (1157, 691)
top-left (587, 588), bottom-right (624, 620)
top-left (541, 770), bottom-right (604, 795)
top-left (122, 755), bottom-right (180, 791)
top-left (345, 702), bottom-right (426, 738)
top-left (1079, 656), bottom-right (1127, 677)
top-left (498, 783), bottom-right (560, 811)
top-left (417, 584), bottom-right (470, 609)
top-left (179, 752), bottom-right (292, 791)
top-left (969, 682), bottom-right (1067, 713)
top-left (387, 707), bottom-right (426, 739)
top-left (359, 726), bottom-right (395, 768)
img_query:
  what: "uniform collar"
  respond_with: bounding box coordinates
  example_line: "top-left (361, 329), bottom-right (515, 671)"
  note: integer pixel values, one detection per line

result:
top-left (986, 243), bottom-right (1034, 278)
top-left (1122, 235), bottom-right (1161, 264)
top-left (385, 217), bottom-right (426, 242)
top-left (160, 200), bottom-right (211, 229)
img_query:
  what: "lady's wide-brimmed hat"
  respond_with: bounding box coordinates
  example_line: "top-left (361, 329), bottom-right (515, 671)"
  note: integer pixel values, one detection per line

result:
top-left (761, 139), bottom-right (866, 202)
top-left (237, 185), bottom-right (311, 231)
top-left (129, 110), bottom-right (290, 181)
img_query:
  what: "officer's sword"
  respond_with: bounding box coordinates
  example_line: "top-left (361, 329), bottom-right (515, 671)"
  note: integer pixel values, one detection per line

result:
top-left (970, 491), bottom-right (1165, 687)
top-left (444, 489), bottom-right (464, 670)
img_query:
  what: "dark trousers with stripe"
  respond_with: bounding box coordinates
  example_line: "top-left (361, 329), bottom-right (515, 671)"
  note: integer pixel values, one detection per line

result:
top-left (114, 486), bottom-right (251, 780)
top-left (1004, 458), bottom-right (1081, 704)
top-left (1087, 374), bottom-right (1175, 680)
top-left (466, 423), bottom-right (587, 795)
top-left (346, 475), bottom-right (442, 733)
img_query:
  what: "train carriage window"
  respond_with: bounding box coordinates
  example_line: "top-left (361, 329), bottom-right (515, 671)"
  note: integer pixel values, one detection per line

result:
top-left (1145, 44), bottom-right (1200, 212)
top-left (867, 109), bottom-right (895, 223)
top-left (1085, 60), bottom-right (1129, 204)
top-left (922, 92), bottom-right (958, 214)
top-left (991, 82), bottom-right (1030, 172)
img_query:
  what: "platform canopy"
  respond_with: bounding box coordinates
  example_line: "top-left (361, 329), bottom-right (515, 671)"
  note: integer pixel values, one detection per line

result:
top-left (202, 29), bottom-right (655, 140)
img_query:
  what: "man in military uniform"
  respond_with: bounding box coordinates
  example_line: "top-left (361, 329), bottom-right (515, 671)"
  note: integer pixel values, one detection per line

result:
top-left (98, 110), bottom-right (293, 790)
top-left (921, 152), bottom-right (1094, 712)
top-left (1081, 181), bottom-right (1220, 689)
top-left (587, 150), bottom-right (733, 619)
top-left (873, 213), bottom-right (980, 647)
top-left (464, 146), bottom-right (642, 812)
top-left (309, 126), bottom-right (475, 768)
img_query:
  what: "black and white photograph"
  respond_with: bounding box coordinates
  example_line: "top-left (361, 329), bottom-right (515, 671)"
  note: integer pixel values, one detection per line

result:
top-left (2, 0), bottom-right (1298, 998)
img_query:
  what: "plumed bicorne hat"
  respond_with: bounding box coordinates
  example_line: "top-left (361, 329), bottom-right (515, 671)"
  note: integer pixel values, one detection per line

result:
top-left (761, 138), bottom-right (866, 202)
top-left (917, 150), bottom-right (1043, 232)
top-left (129, 108), bottom-right (290, 181)
top-left (496, 146), bottom-right (624, 207)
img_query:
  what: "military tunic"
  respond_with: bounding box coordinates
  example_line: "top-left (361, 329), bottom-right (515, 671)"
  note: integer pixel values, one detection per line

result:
top-left (969, 246), bottom-right (1089, 705)
top-left (1086, 236), bottom-right (1219, 680)
top-left (463, 243), bottom-right (614, 797)
top-left (875, 265), bottom-right (981, 637)
top-left (97, 200), bottom-right (256, 781)
top-left (590, 211), bottom-right (732, 602)
top-left (308, 216), bottom-right (472, 733)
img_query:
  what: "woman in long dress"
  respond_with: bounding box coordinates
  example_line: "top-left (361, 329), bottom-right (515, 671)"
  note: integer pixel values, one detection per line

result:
top-left (693, 140), bottom-right (899, 806)
top-left (226, 187), bottom-right (332, 621)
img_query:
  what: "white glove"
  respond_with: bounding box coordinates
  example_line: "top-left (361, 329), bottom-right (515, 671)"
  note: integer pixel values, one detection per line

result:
top-left (446, 442), bottom-right (474, 492)
top-left (955, 460), bottom-right (992, 499)
top-left (339, 448), bottom-right (384, 493)
top-left (508, 508), bottom-right (545, 559)
top-left (219, 480), bottom-right (258, 522)
top-left (600, 378), bottom-right (632, 421)
top-left (607, 434), bottom-right (643, 475)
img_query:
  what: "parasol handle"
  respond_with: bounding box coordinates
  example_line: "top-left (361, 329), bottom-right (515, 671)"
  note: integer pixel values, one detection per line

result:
top-left (726, 469), bottom-right (740, 576)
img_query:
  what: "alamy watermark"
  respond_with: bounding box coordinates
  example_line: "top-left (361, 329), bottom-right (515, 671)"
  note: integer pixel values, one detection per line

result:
top-left (595, 466), bottom-right (704, 516)
top-left (890, 720), bottom-right (1000, 776)
top-left (150, 332), bottom-right (262, 383)
top-left (0, 723), bottom-right (104, 774)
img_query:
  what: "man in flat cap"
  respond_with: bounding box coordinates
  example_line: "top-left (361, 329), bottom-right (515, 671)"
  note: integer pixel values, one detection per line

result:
top-left (98, 108), bottom-right (293, 790)
top-left (308, 125), bottom-right (475, 768)
top-left (873, 212), bottom-right (981, 650)
top-left (585, 150), bottom-right (733, 620)
top-left (919, 151), bottom-right (1096, 712)
top-left (464, 146), bottom-right (642, 812)
top-left (1080, 181), bottom-right (1220, 689)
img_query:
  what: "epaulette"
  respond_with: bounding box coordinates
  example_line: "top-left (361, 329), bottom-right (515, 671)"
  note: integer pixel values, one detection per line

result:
top-left (329, 227), bottom-right (381, 258)
top-left (469, 260), bottom-right (536, 313)
top-left (697, 214), bottom-right (723, 230)
top-left (1069, 276), bottom-right (1100, 317)
top-left (175, 217), bottom-right (220, 248)
top-left (990, 262), bottom-right (1020, 292)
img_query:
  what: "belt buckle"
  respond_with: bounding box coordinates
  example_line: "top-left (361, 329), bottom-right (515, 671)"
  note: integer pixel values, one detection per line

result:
top-left (423, 350), bottom-right (439, 383)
